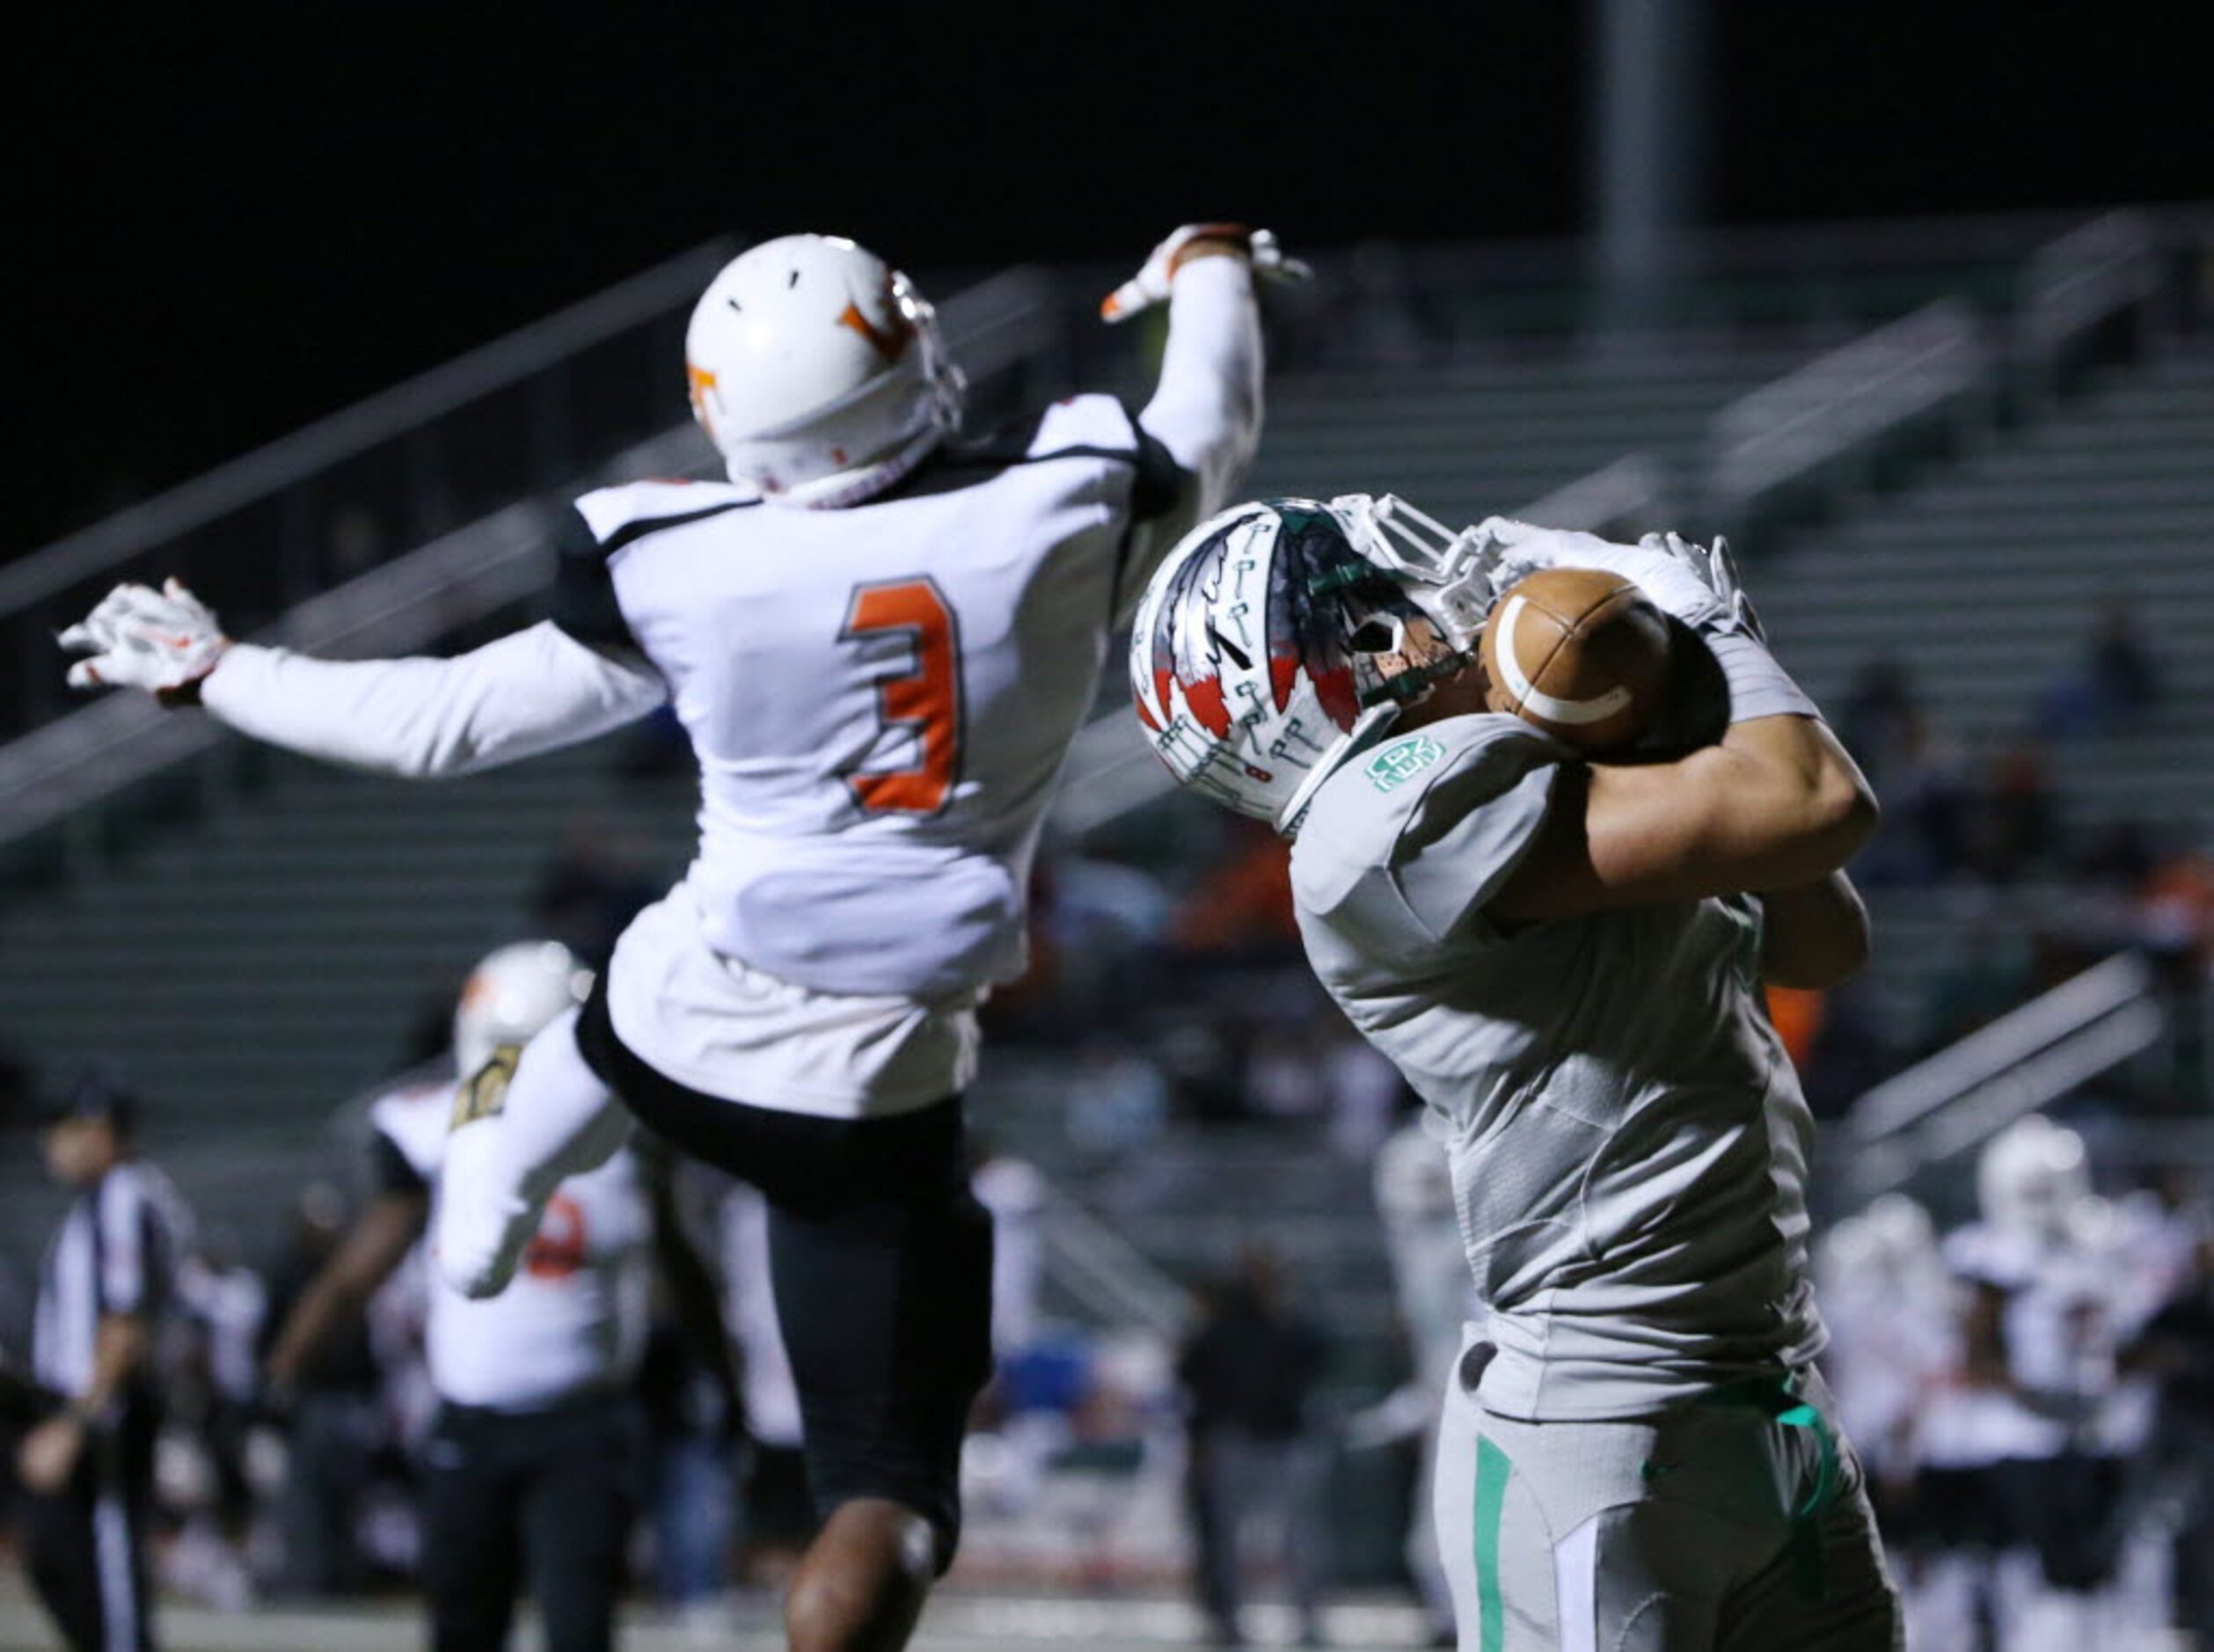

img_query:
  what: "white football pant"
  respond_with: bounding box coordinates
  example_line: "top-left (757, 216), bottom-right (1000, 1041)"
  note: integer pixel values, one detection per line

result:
top-left (1434, 1332), bottom-right (1901, 1650)
top-left (434, 1007), bottom-right (632, 1298)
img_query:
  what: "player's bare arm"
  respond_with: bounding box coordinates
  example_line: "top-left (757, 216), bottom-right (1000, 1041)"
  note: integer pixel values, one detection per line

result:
top-left (262, 1189), bottom-right (428, 1390)
top-left (1758, 869), bottom-right (1873, 990)
top-left (16, 1312), bottom-right (150, 1494)
top-left (1487, 713), bottom-right (1877, 925)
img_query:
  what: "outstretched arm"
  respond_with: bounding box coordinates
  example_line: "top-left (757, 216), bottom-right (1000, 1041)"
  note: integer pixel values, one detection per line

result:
top-left (202, 622), bottom-right (665, 778)
top-left (62, 576), bottom-right (667, 779)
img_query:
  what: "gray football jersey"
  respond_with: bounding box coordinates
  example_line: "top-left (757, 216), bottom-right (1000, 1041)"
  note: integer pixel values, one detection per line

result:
top-left (1290, 714), bottom-right (1824, 1422)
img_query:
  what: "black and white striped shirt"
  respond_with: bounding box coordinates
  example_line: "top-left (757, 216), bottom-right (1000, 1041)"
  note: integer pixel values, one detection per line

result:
top-left (33, 1162), bottom-right (185, 1404)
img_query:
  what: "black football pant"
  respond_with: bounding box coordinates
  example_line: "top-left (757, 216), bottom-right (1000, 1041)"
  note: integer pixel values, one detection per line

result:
top-left (420, 1391), bottom-right (639, 1652)
top-left (22, 1415), bottom-right (157, 1652)
top-left (575, 974), bottom-right (996, 1572)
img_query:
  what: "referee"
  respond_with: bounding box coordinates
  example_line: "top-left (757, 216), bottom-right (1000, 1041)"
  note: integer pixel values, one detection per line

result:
top-left (18, 1075), bottom-right (183, 1652)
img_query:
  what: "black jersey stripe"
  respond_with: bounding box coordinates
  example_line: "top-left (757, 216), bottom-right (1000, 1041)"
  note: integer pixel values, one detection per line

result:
top-left (595, 497), bottom-right (758, 557)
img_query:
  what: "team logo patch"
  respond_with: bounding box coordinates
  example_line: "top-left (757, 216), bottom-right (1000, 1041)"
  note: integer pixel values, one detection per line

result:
top-left (1365, 735), bottom-right (1445, 793)
top-left (449, 1044), bottom-right (522, 1131)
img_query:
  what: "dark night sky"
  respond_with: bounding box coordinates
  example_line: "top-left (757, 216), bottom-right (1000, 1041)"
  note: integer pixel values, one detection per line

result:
top-left (13, 1), bottom-right (2207, 552)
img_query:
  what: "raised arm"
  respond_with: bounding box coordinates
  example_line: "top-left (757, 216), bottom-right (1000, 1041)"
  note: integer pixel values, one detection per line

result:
top-left (202, 622), bottom-right (664, 778)
top-left (1475, 535), bottom-right (1877, 925)
top-left (1490, 713), bottom-right (1876, 924)
top-left (1133, 248), bottom-right (1262, 536)
top-left (1107, 225), bottom-right (1304, 620)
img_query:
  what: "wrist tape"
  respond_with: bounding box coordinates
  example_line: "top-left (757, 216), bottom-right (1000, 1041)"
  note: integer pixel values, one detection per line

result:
top-left (1708, 632), bottom-right (1819, 725)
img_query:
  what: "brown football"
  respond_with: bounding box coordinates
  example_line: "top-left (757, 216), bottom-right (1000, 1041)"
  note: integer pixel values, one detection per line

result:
top-left (1478, 567), bottom-right (1671, 750)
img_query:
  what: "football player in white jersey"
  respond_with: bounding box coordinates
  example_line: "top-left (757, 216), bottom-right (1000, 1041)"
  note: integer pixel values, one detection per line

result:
top-left (264, 941), bottom-right (715, 1652)
top-left (1131, 498), bottom-right (1900, 1649)
top-left (63, 223), bottom-right (1295, 1650)
top-left (1933, 1116), bottom-right (2140, 1645)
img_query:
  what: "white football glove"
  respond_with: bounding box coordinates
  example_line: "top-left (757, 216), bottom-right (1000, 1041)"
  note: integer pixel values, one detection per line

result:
top-left (59, 578), bottom-right (230, 698)
top-left (1100, 223), bottom-right (1311, 323)
top-left (1480, 518), bottom-right (1733, 635)
top-left (1639, 529), bottom-right (1765, 640)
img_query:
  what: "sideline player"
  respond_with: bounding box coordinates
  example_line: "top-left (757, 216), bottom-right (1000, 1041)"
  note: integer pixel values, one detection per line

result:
top-left (1131, 498), bottom-right (1900, 1648)
top-left (264, 941), bottom-right (710, 1652)
top-left (63, 223), bottom-right (1296, 1651)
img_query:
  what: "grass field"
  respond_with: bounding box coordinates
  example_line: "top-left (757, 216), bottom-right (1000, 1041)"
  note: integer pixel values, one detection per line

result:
top-left (0, 1576), bottom-right (1434, 1650)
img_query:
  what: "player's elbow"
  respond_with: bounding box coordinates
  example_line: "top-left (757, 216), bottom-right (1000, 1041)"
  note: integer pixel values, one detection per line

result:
top-left (1765, 910), bottom-right (1871, 990)
top-left (1805, 763), bottom-right (1879, 870)
top-left (385, 727), bottom-right (486, 780)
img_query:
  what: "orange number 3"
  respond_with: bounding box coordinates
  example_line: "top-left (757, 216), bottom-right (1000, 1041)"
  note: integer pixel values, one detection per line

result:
top-left (842, 578), bottom-right (963, 815)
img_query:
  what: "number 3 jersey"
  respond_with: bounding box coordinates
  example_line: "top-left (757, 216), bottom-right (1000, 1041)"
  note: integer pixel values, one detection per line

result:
top-left (1288, 713), bottom-right (1825, 1423)
top-left (369, 1079), bottom-right (652, 1411)
top-left (561, 394), bottom-right (1180, 1115)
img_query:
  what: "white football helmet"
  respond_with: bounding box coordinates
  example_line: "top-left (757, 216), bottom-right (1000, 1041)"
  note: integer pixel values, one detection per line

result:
top-left (452, 940), bottom-right (593, 1079)
top-left (1129, 495), bottom-right (1492, 832)
top-left (683, 233), bottom-right (964, 508)
top-left (1977, 1115), bottom-right (2091, 1239)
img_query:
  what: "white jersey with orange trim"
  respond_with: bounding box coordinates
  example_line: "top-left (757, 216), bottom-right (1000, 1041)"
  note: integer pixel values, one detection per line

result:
top-left (369, 1080), bottom-right (652, 1411)
top-left (197, 257), bottom-right (1261, 1115)
top-left (561, 392), bottom-right (1178, 1005)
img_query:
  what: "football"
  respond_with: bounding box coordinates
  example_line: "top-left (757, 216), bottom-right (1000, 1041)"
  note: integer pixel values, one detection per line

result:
top-left (1478, 567), bottom-right (1671, 750)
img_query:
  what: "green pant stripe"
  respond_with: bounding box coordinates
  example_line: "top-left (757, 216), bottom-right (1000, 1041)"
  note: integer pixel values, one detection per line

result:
top-left (1474, 1436), bottom-right (1510, 1652)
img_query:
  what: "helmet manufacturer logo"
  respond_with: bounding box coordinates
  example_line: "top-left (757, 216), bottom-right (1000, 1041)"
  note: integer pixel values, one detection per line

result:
top-left (1365, 735), bottom-right (1445, 793)
top-left (838, 299), bottom-right (914, 363)
top-left (685, 362), bottom-right (720, 435)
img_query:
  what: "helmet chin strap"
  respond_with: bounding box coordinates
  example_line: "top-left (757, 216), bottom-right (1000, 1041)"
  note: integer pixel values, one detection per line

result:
top-left (1357, 651), bottom-right (1471, 710)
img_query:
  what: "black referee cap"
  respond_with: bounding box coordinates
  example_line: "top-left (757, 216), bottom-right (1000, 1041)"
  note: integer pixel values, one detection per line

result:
top-left (40, 1070), bottom-right (138, 1135)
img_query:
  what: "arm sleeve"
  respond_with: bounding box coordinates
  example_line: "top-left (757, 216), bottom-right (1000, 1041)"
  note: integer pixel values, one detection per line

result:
top-left (1117, 258), bottom-right (1263, 619)
top-left (96, 1174), bottom-right (154, 1317)
top-left (200, 618), bottom-right (668, 779)
top-left (1292, 720), bottom-right (1567, 965)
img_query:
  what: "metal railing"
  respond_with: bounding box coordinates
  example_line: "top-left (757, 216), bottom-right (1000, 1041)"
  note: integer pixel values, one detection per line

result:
top-left (8, 208), bottom-right (2206, 868)
top-left (1041, 1185), bottom-right (1194, 1338)
top-left (2017, 208), bottom-right (2169, 385)
top-left (1706, 297), bottom-right (1989, 516)
top-left (0, 240), bottom-right (743, 742)
top-left (1835, 950), bottom-right (2169, 1207)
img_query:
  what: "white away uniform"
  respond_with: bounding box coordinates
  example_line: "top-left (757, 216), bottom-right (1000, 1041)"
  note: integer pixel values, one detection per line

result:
top-left (367, 1081), bottom-right (651, 1410)
top-left (1288, 712), bottom-right (1898, 1650)
top-left (368, 1078), bottom-right (651, 1652)
top-left (189, 256), bottom-right (1263, 1564)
